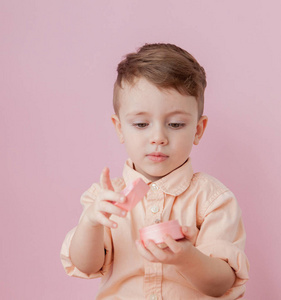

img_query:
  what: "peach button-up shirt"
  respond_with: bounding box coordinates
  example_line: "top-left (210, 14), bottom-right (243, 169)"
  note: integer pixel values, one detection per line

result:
top-left (61, 159), bottom-right (249, 299)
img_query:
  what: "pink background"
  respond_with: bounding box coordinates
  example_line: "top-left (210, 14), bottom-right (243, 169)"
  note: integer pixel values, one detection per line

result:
top-left (1, 1), bottom-right (280, 299)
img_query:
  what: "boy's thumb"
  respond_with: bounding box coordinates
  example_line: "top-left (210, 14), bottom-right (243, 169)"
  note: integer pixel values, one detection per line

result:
top-left (181, 226), bottom-right (189, 236)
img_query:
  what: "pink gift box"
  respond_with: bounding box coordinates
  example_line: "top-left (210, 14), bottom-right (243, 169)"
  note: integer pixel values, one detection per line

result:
top-left (115, 178), bottom-right (149, 211)
top-left (139, 220), bottom-right (184, 244)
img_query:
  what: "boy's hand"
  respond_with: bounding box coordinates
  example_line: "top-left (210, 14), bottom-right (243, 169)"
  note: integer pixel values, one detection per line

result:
top-left (135, 226), bottom-right (193, 266)
top-left (83, 167), bottom-right (127, 229)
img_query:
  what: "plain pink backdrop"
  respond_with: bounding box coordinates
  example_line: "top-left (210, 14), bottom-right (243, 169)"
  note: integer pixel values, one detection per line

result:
top-left (1, 1), bottom-right (280, 299)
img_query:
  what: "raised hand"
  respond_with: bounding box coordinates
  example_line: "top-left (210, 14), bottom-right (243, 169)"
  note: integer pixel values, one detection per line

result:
top-left (84, 167), bottom-right (127, 229)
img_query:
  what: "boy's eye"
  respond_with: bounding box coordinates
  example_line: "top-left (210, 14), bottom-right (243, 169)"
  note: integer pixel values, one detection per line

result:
top-left (133, 123), bottom-right (149, 128)
top-left (168, 123), bottom-right (185, 128)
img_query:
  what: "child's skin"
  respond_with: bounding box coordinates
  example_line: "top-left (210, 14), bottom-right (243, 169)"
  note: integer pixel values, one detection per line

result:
top-left (69, 77), bottom-right (236, 297)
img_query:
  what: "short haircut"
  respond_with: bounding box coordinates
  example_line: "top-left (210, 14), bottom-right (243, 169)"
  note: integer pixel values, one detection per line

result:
top-left (113, 43), bottom-right (207, 117)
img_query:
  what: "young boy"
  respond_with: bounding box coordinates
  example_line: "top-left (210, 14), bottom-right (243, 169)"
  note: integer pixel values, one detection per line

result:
top-left (61, 43), bottom-right (249, 299)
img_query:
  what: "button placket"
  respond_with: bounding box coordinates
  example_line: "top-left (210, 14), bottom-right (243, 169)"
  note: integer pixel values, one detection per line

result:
top-left (151, 205), bottom-right (159, 213)
top-left (145, 185), bottom-right (164, 226)
top-left (151, 183), bottom-right (159, 190)
top-left (144, 185), bottom-right (164, 300)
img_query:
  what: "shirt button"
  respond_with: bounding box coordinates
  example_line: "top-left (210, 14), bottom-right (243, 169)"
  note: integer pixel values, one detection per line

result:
top-left (150, 295), bottom-right (157, 300)
top-left (151, 183), bottom-right (159, 190)
top-left (151, 206), bottom-right (159, 213)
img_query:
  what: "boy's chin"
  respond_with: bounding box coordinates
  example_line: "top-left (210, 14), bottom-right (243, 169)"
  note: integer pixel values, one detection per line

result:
top-left (134, 161), bottom-right (187, 181)
top-left (142, 170), bottom-right (174, 181)
top-left (146, 161), bottom-right (188, 180)
top-left (137, 170), bottom-right (165, 182)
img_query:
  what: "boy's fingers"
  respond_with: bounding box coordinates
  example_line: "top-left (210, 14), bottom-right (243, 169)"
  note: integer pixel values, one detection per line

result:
top-left (96, 212), bottom-right (118, 229)
top-left (144, 240), bottom-right (168, 261)
top-left (135, 240), bottom-right (156, 262)
top-left (99, 190), bottom-right (126, 204)
top-left (181, 226), bottom-right (194, 241)
top-left (100, 167), bottom-right (114, 191)
top-left (163, 235), bottom-right (182, 254)
top-left (98, 200), bottom-right (127, 218)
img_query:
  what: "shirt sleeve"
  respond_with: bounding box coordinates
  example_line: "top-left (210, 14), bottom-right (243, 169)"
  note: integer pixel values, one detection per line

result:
top-left (60, 183), bottom-right (113, 279)
top-left (196, 189), bottom-right (249, 287)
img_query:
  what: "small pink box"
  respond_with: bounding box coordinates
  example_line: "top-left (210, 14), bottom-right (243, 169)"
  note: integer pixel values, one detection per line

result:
top-left (115, 178), bottom-right (149, 211)
top-left (139, 220), bottom-right (184, 244)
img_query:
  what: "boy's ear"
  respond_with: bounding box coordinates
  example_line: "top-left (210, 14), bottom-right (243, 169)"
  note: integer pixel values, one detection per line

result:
top-left (111, 114), bottom-right (124, 144)
top-left (194, 115), bottom-right (208, 145)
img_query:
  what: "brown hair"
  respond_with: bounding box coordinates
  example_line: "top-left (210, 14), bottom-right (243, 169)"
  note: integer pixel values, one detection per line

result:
top-left (113, 43), bottom-right (207, 117)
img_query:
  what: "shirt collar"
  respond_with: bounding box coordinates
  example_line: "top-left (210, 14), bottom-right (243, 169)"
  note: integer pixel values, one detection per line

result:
top-left (122, 158), bottom-right (194, 196)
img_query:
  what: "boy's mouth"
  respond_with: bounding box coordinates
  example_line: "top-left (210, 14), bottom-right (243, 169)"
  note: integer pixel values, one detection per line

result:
top-left (146, 152), bottom-right (169, 162)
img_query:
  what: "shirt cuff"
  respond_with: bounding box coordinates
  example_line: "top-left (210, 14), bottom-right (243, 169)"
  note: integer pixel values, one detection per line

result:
top-left (60, 227), bottom-right (113, 279)
top-left (196, 240), bottom-right (249, 286)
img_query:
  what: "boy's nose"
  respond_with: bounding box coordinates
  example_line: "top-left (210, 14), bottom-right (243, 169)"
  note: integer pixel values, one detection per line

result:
top-left (150, 128), bottom-right (168, 146)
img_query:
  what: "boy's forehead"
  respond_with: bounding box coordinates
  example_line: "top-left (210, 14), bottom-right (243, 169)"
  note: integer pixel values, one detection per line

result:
top-left (117, 78), bottom-right (150, 106)
top-left (119, 77), bottom-right (179, 98)
top-left (117, 77), bottom-right (198, 115)
top-left (120, 77), bottom-right (149, 92)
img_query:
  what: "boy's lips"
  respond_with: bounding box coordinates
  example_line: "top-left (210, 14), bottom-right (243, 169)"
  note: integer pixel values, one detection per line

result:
top-left (146, 152), bottom-right (169, 162)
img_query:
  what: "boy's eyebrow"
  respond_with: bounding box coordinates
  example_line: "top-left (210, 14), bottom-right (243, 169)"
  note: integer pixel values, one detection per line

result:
top-left (166, 110), bottom-right (193, 117)
top-left (125, 112), bottom-right (148, 117)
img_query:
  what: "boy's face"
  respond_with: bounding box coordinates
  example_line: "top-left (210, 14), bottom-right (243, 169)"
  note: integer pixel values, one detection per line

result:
top-left (112, 78), bottom-right (207, 182)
